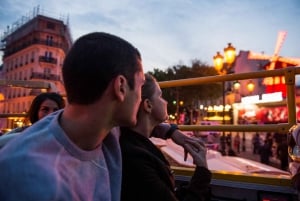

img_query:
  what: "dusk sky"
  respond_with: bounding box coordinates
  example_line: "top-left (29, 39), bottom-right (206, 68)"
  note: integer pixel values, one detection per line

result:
top-left (0, 0), bottom-right (299, 73)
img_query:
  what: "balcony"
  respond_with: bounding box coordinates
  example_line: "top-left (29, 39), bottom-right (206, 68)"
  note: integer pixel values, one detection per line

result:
top-left (3, 38), bottom-right (70, 58)
top-left (38, 56), bottom-right (57, 64)
top-left (30, 72), bottom-right (61, 81)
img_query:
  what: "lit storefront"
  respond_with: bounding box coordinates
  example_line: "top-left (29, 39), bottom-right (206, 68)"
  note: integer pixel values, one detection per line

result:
top-left (233, 92), bottom-right (300, 124)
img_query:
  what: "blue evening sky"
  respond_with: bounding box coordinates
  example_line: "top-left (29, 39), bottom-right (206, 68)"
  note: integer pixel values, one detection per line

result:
top-left (0, 0), bottom-right (299, 72)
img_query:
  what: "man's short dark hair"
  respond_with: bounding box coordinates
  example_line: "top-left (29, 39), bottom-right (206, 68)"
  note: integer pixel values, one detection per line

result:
top-left (63, 32), bottom-right (142, 104)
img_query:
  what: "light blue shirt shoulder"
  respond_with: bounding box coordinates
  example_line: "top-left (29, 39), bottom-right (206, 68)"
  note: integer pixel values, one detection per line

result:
top-left (0, 110), bottom-right (122, 201)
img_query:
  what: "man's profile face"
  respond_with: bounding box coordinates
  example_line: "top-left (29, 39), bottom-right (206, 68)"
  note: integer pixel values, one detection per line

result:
top-left (118, 59), bottom-right (145, 127)
top-left (127, 62), bottom-right (145, 126)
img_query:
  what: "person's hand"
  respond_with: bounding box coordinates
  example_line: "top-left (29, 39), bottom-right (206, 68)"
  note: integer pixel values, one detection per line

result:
top-left (170, 129), bottom-right (208, 168)
top-left (183, 137), bottom-right (208, 168)
top-left (171, 129), bottom-right (190, 146)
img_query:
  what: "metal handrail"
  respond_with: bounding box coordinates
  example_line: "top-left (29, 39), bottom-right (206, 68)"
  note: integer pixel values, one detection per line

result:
top-left (158, 67), bottom-right (300, 197)
top-left (158, 66), bottom-right (300, 134)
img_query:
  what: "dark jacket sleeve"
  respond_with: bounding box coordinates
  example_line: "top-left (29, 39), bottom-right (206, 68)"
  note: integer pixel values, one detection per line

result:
top-left (121, 149), bottom-right (179, 201)
top-left (151, 123), bottom-right (171, 139)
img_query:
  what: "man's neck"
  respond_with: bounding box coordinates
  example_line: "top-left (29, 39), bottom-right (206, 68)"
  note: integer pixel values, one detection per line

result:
top-left (59, 105), bottom-right (113, 150)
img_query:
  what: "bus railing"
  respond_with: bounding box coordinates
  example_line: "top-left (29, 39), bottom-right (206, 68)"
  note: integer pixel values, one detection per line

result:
top-left (158, 66), bottom-right (300, 134)
top-left (157, 66), bottom-right (300, 200)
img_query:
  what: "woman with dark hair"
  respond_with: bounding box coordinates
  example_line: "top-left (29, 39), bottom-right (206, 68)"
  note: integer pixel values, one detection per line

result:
top-left (0, 92), bottom-right (65, 146)
top-left (120, 74), bottom-right (211, 201)
top-left (7, 92), bottom-right (65, 134)
top-left (27, 92), bottom-right (65, 125)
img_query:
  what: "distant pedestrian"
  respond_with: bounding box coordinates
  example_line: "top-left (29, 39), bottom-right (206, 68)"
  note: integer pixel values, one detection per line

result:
top-left (242, 133), bottom-right (246, 152)
top-left (220, 133), bottom-right (226, 155)
top-left (252, 133), bottom-right (261, 154)
top-left (266, 132), bottom-right (273, 148)
top-left (259, 140), bottom-right (272, 165)
top-left (273, 132), bottom-right (283, 144)
top-left (226, 133), bottom-right (232, 147)
top-left (228, 147), bottom-right (237, 156)
top-left (277, 135), bottom-right (288, 171)
top-left (233, 133), bottom-right (241, 153)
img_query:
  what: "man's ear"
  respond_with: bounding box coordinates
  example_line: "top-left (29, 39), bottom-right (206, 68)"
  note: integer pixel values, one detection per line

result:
top-left (114, 75), bottom-right (127, 101)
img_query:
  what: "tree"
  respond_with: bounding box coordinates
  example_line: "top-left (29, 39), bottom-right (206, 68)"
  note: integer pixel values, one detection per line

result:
top-left (147, 59), bottom-right (222, 116)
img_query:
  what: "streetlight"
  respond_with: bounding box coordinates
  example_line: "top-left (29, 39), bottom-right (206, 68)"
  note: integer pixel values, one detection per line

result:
top-left (247, 80), bottom-right (255, 95)
top-left (233, 81), bottom-right (241, 103)
top-left (234, 80), bottom-right (256, 152)
top-left (213, 52), bottom-right (224, 73)
top-left (233, 81), bottom-right (241, 91)
top-left (234, 80), bottom-right (255, 99)
top-left (213, 43), bottom-right (236, 126)
top-left (213, 43), bottom-right (236, 155)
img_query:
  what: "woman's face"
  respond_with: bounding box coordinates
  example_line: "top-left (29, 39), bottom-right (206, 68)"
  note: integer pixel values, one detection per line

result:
top-left (149, 81), bottom-right (168, 123)
top-left (38, 99), bottom-right (60, 120)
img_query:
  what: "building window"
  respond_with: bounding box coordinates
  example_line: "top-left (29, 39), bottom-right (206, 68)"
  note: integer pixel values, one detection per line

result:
top-left (17, 102), bottom-right (20, 113)
top-left (47, 22), bottom-right (55, 30)
top-left (10, 61), bottom-right (13, 71)
top-left (46, 35), bottom-right (53, 46)
top-left (20, 55), bottom-right (23, 66)
top-left (44, 68), bottom-right (51, 74)
top-left (8, 103), bottom-right (11, 113)
top-left (25, 54), bottom-right (28, 64)
top-left (31, 51), bottom-right (35, 63)
top-left (5, 63), bottom-right (9, 72)
top-left (15, 58), bottom-right (18, 68)
top-left (24, 69), bottom-right (27, 80)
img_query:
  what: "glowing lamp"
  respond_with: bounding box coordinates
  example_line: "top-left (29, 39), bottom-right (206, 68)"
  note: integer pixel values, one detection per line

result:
top-left (224, 43), bottom-right (236, 65)
top-left (213, 52), bottom-right (224, 73)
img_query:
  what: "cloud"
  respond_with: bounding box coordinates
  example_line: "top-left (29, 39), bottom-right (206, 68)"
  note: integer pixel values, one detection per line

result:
top-left (0, 0), bottom-right (299, 72)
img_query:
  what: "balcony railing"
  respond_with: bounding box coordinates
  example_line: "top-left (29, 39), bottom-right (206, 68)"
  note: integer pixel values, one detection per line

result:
top-left (30, 72), bottom-right (61, 81)
top-left (2, 39), bottom-right (70, 58)
top-left (38, 56), bottom-right (57, 64)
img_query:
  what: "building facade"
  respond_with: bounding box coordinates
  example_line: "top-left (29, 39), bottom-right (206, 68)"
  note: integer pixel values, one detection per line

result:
top-left (0, 9), bottom-right (72, 130)
top-left (232, 50), bottom-right (299, 124)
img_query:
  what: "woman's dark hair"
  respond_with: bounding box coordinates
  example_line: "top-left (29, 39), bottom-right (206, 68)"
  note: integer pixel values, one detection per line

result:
top-left (28, 92), bottom-right (65, 124)
top-left (63, 32), bottom-right (142, 104)
top-left (141, 74), bottom-right (157, 101)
